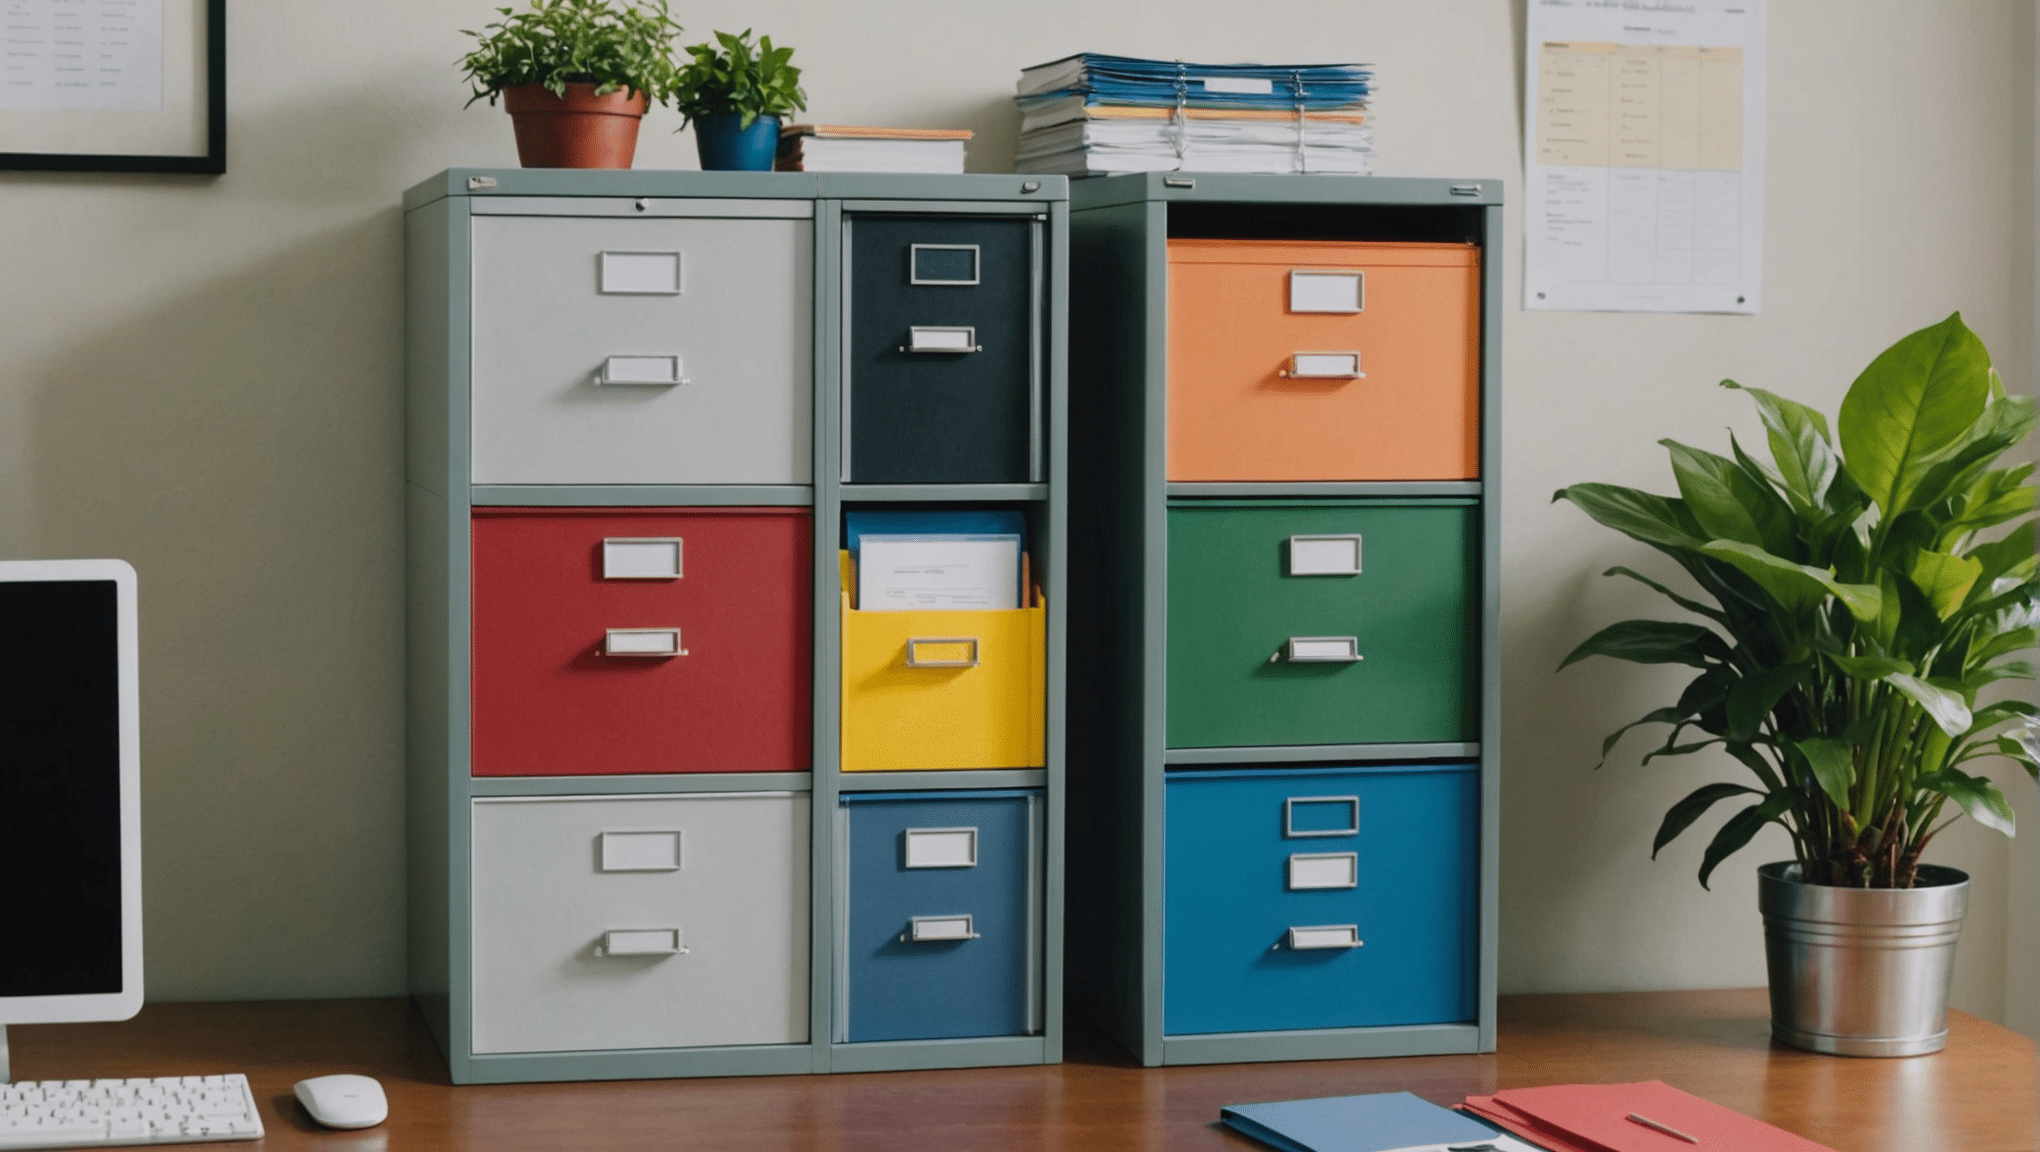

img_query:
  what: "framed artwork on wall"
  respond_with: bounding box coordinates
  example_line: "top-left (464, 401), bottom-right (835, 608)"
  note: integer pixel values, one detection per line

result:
top-left (0, 0), bottom-right (225, 174)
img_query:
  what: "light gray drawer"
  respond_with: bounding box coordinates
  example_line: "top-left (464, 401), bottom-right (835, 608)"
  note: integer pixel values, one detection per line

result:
top-left (469, 792), bottom-right (810, 1054)
top-left (470, 212), bottom-right (813, 485)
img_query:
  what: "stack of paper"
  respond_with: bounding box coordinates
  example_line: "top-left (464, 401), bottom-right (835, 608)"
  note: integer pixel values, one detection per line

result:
top-left (844, 510), bottom-right (1029, 612)
top-left (776, 124), bottom-right (972, 174)
top-left (1014, 53), bottom-right (1373, 177)
top-left (1459, 1081), bottom-right (1837, 1152)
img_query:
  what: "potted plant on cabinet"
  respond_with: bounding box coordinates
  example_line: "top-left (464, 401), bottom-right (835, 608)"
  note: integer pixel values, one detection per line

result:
top-left (460, 0), bottom-right (685, 169)
top-left (1556, 313), bottom-right (2039, 1056)
top-left (672, 29), bottom-right (807, 171)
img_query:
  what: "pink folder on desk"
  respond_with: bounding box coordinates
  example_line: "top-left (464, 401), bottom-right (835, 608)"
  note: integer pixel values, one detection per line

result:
top-left (1459, 1081), bottom-right (1836, 1152)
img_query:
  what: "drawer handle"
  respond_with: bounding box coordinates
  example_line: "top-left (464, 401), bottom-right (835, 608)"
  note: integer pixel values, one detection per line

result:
top-left (1284, 636), bottom-right (1362, 663)
top-left (906, 914), bottom-right (979, 942)
top-left (1288, 534), bottom-right (1362, 576)
top-left (596, 355), bottom-right (687, 386)
top-left (605, 628), bottom-right (686, 657)
top-left (1286, 925), bottom-right (1363, 950)
top-left (906, 636), bottom-right (979, 668)
top-left (1278, 351), bottom-right (1364, 380)
top-left (596, 928), bottom-right (686, 957)
top-left (901, 326), bottom-right (982, 353)
top-left (1285, 796), bottom-right (1360, 838)
top-left (1288, 852), bottom-right (1360, 890)
top-left (1288, 269), bottom-right (1364, 313)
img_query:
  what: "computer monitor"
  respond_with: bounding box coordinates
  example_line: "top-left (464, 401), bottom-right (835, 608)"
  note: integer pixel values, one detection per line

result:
top-left (0, 559), bottom-right (142, 1083)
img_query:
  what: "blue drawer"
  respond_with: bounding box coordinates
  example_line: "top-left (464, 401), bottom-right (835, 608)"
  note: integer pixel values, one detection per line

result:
top-left (839, 789), bottom-right (1041, 1043)
top-left (1164, 765), bottom-right (1478, 1036)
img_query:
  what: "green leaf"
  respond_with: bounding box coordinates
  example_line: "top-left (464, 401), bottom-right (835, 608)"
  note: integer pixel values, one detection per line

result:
top-left (1595, 706), bottom-right (1690, 768)
top-left (1822, 650), bottom-right (1913, 680)
top-left (1642, 737), bottom-right (1724, 765)
top-left (1789, 736), bottom-right (1856, 812)
top-left (1838, 313), bottom-right (1993, 516)
top-left (1723, 380), bottom-right (1838, 516)
top-left (1698, 791), bottom-right (1798, 889)
top-left (1601, 566), bottom-right (1728, 624)
top-left (1919, 769), bottom-right (2016, 836)
top-left (1697, 539), bottom-right (1883, 622)
top-left (1908, 550), bottom-right (1983, 620)
top-left (1559, 619), bottom-right (1734, 670)
top-left (1972, 698), bottom-right (2040, 727)
top-left (1726, 663), bottom-right (1804, 741)
top-left (1553, 484), bottom-right (1708, 552)
top-left (1652, 782), bottom-right (1761, 857)
top-left (1663, 439), bottom-right (1798, 557)
top-left (1994, 732), bottom-right (2040, 782)
top-left (1886, 673), bottom-right (1973, 736)
top-left (1967, 522), bottom-right (2037, 589)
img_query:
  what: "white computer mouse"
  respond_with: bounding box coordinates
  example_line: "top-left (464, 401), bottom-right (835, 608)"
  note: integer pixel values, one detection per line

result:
top-left (293, 1073), bottom-right (388, 1130)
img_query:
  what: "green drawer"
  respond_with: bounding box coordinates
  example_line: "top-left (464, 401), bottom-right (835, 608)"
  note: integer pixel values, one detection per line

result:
top-left (1166, 499), bottom-right (1478, 748)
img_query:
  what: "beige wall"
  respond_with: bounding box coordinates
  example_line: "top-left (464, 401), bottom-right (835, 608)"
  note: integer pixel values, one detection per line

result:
top-left (0, 0), bottom-right (2031, 1016)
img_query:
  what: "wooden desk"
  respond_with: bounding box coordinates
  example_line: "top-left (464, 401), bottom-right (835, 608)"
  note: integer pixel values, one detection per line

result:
top-left (10, 990), bottom-right (2034, 1151)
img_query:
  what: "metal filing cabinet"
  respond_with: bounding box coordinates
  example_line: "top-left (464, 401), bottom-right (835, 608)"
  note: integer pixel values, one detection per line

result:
top-left (837, 790), bottom-right (1042, 1043)
top-left (406, 169), bottom-right (1068, 1084)
top-left (1066, 174), bottom-right (1501, 1067)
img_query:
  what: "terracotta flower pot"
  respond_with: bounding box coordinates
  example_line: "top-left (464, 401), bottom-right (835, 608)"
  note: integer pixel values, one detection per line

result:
top-left (502, 82), bottom-right (650, 169)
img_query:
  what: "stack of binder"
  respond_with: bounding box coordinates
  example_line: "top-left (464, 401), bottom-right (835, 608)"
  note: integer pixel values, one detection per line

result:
top-left (1014, 53), bottom-right (1373, 177)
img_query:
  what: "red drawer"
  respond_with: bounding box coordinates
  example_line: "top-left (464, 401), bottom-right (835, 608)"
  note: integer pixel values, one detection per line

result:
top-left (471, 507), bottom-right (813, 776)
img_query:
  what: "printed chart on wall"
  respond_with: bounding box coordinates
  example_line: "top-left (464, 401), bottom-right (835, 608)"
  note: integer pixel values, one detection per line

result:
top-left (1524, 1), bottom-right (1766, 313)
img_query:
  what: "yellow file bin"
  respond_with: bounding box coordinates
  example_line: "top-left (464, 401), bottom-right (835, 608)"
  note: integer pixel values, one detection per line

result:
top-left (840, 553), bottom-right (1046, 772)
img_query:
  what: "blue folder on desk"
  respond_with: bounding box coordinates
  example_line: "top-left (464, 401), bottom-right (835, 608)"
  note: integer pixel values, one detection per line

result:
top-left (1219, 1091), bottom-right (1507, 1152)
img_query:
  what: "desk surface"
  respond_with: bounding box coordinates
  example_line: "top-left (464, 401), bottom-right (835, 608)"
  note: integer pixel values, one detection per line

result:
top-left (10, 990), bottom-right (2035, 1151)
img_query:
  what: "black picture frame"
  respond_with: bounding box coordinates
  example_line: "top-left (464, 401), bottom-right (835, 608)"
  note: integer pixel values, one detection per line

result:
top-left (0, 0), bottom-right (226, 174)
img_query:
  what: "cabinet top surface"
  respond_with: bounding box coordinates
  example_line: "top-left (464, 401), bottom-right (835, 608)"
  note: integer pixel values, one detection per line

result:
top-left (1066, 172), bottom-right (1503, 210)
top-left (404, 168), bottom-right (1070, 212)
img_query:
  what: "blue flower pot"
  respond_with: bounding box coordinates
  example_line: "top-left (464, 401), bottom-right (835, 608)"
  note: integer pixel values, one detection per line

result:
top-left (693, 112), bottom-right (781, 171)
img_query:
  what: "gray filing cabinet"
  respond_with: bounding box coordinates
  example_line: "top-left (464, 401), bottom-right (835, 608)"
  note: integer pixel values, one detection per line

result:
top-left (1064, 174), bottom-right (1502, 1067)
top-left (406, 169), bottom-right (1068, 1083)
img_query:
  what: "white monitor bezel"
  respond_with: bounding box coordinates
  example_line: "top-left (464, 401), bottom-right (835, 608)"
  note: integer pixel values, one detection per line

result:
top-left (0, 558), bottom-right (143, 1024)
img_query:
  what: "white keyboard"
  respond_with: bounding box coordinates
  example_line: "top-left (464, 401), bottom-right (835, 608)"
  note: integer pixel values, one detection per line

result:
top-left (0, 1075), bottom-right (262, 1149)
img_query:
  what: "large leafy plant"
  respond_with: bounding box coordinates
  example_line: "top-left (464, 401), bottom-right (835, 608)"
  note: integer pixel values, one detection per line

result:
top-left (1557, 314), bottom-right (2040, 889)
top-left (671, 30), bottom-right (807, 129)
top-left (460, 0), bottom-right (685, 107)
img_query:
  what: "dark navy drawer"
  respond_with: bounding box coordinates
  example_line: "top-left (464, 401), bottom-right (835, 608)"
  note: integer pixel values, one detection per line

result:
top-left (839, 789), bottom-right (1041, 1043)
top-left (1164, 765), bottom-right (1478, 1036)
top-left (844, 214), bottom-right (1041, 484)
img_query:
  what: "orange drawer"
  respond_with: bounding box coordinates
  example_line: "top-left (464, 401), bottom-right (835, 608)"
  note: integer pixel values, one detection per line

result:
top-left (1166, 239), bottom-right (1479, 482)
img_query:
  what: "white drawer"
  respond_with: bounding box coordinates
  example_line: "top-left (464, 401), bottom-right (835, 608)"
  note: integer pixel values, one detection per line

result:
top-left (469, 792), bottom-right (810, 1054)
top-left (469, 212), bottom-right (813, 485)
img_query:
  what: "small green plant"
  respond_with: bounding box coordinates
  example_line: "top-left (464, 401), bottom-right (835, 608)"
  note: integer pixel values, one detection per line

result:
top-left (671, 29), bottom-right (807, 129)
top-left (459, 0), bottom-right (685, 107)
top-left (1556, 313), bottom-right (2040, 890)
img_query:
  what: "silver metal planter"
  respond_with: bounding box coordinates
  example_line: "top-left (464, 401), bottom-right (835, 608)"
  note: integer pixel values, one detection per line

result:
top-left (1758, 861), bottom-right (1969, 1057)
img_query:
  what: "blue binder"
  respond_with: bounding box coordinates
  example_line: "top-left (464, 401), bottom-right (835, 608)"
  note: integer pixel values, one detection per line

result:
top-left (1017, 53), bottom-right (1373, 112)
top-left (844, 510), bottom-right (1027, 557)
top-left (1219, 1091), bottom-right (1504, 1152)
